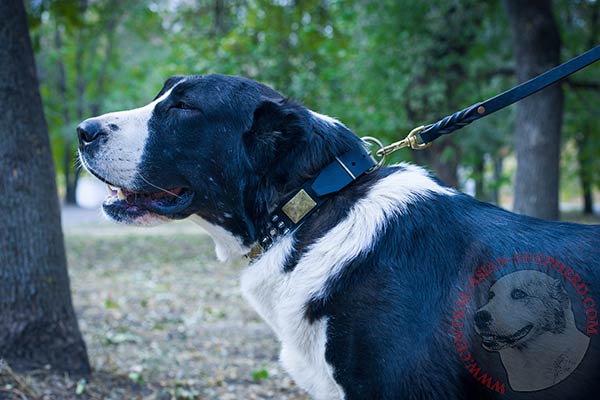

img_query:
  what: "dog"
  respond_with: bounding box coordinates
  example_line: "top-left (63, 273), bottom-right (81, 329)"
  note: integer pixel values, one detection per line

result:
top-left (77, 74), bottom-right (600, 399)
top-left (474, 270), bottom-right (590, 392)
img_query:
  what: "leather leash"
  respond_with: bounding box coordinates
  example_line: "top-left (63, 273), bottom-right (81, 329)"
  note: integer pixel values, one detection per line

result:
top-left (378, 44), bottom-right (600, 157)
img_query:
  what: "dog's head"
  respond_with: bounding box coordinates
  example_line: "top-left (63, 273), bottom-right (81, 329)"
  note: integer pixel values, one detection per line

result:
top-left (474, 270), bottom-right (570, 351)
top-left (77, 74), bottom-right (360, 259)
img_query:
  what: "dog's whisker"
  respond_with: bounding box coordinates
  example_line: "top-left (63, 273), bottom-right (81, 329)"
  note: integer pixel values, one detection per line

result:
top-left (138, 173), bottom-right (183, 198)
top-left (73, 157), bottom-right (81, 170)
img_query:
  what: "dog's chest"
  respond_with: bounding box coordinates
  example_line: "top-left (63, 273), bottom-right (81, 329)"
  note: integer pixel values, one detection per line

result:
top-left (237, 167), bottom-right (453, 399)
top-left (240, 237), bottom-right (345, 400)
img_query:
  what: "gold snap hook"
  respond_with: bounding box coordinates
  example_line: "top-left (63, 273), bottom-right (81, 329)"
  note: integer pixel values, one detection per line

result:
top-left (376, 125), bottom-right (432, 157)
top-left (405, 125), bottom-right (433, 150)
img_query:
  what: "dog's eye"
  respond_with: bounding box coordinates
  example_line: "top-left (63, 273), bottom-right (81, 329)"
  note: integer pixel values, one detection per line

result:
top-left (488, 291), bottom-right (495, 300)
top-left (511, 289), bottom-right (528, 300)
top-left (171, 101), bottom-right (194, 111)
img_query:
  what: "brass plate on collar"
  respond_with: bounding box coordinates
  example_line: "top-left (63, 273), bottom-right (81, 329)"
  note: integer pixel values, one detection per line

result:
top-left (282, 189), bottom-right (317, 224)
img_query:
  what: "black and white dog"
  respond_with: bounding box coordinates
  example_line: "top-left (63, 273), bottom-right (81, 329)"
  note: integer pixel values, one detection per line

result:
top-left (77, 74), bottom-right (600, 400)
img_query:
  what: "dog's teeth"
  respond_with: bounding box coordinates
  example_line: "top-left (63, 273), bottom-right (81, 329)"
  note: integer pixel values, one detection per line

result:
top-left (117, 188), bottom-right (126, 200)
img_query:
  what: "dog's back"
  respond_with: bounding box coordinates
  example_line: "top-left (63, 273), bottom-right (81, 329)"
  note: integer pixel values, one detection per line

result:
top-left (294, 166), bottom-right (600, 399)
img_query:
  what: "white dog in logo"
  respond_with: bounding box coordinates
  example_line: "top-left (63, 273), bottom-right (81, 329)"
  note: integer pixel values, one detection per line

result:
top-left (474, 270), bottom-right (590, 391)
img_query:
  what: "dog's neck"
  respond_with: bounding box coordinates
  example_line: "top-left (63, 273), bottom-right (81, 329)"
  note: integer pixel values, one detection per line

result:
top-left (249, 144), bottom-right (375, 258)
top-left (190, 111), bottom-right (368, 262)
top-left (499, 313), bottom-right (590, 392)
top-left (243, 113), bottom-right (369, 256)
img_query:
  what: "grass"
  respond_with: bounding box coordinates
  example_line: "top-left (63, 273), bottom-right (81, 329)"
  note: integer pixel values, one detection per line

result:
top-left (1, 217), bottom-right (307, 400)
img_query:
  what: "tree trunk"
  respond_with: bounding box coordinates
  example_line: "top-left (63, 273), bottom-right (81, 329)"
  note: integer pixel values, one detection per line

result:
top-left (90, 30), bottom-right (116, 116)
top-left (61, 0), bottom-right (90, 205)
top-left (211, 0), bottom-right (225, 37)
top-left (491, 156), bottom-right (503, 206)
top-left (55, 23), bottom-right (77, 206)
top-left (575, 1), bottom-right (598, 215)
top-left (576, 130), bottom-right (594, 214)
top-left (0, 0), bottom-right (90, 374)
top-left (582, 177), bottom-right (594, 215)
top-left (474, 154), bottom-right (486, 201)
top-left (504, 0), bottom-right (563, 220)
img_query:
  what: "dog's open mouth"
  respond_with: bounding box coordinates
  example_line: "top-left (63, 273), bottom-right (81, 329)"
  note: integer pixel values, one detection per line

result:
top-left (104, 184), bottom-right (194, 220)
top-left (480, 324), bottom-right (533, 350)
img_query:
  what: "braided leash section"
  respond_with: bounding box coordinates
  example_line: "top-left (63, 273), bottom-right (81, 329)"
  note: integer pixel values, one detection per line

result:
top-left (374, 46), bottom-right (599, 156)
top-left (418, 102), bottom-right (484, 144)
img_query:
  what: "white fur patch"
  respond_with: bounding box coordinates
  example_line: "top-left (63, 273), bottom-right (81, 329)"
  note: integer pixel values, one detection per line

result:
top-left (188, 215), bottom-right (249, 262)
top-left (241, 164), bottom-right (454, 399)
top-left (309, 110), bottom-right (342, 127)
top-left (81, 83), bottom-right (182, 188)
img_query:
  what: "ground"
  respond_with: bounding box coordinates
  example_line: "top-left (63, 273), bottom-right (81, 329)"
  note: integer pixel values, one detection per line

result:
top-left (0, 206), bottom-right (309, 400)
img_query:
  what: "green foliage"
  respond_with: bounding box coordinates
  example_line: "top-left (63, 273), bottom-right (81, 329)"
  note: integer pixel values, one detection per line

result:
top-left (103, 298), bottom-right (119, 309)
top-left (252, 368), bottom-right (269, 382)
top-left (27, 0), bottom-right (600, 205)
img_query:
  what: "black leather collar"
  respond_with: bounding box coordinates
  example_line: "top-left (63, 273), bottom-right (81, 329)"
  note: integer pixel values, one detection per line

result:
top-left (247, 143), bottom-right (377, 260)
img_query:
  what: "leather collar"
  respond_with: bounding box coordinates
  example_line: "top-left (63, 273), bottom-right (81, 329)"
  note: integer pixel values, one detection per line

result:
top-left (246, 142), bottom-right (377, 260)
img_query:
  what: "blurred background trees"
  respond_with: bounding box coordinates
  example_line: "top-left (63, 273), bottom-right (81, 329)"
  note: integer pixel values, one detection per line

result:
top-left (26, 0), bottom-right (600, 217)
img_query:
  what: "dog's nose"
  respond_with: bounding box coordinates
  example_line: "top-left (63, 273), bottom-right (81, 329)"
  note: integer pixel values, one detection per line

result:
top-left (77, 119), bottom-right (105, 146)
top-left (474, 310), bottom-right (492, 329)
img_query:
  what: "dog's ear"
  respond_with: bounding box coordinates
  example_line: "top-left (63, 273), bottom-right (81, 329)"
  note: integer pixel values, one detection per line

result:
top-left (153, 75), bottom-right (185, 100)
top-left (243, 97), bottom-right (306, 173)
